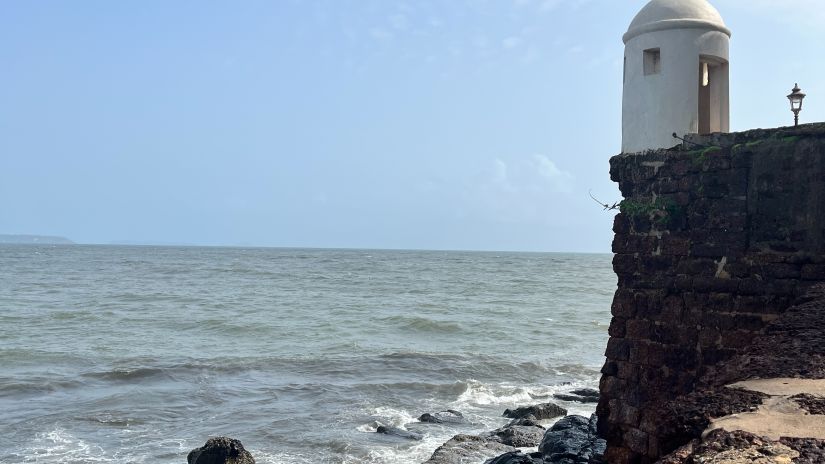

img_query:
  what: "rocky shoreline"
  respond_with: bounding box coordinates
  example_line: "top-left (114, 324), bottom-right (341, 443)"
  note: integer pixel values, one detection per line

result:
top-left (188, 284), bottom-right (825, 464)
top-left (186, 284), bottom-right (825, 464)
top-left (188, 389), bottom-right (605, 464)
top-left (187, 280), bottom-right (825, 464)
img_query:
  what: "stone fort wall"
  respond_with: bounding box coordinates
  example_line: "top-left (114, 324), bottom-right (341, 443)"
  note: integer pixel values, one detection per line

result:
top-left (596, 124), bottom-right (825, 462)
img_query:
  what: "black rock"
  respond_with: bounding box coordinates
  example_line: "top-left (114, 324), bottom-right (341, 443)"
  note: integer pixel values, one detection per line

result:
top-left (187, 437), bottom-right (255, 464)
top-left (508, 415), bottom-right (541, 427)
top-left (553, 388), bottom-right (600, 404)
top-left (484, 450), bottom-right (544, 464)
top-left (419, 410), bottom-right (468, 424)
top-left (539, 415), bottom-right (606, 464)
top-left (503, 403), bottom-right (567, 421)
top-left (484, 424), bottom-right (546, 447)
top-left (570, 388), bottom-right (600, 399)
top-left (553, 394), bottom-right (586, 403)
top-left (376, 425), bottom-right (423, 441)
top-left (423, 434), bottom-right (516, 464)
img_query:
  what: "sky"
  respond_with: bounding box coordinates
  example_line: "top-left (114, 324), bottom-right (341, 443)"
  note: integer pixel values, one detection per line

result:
top-left (1, 0), bottom-right (823, 252)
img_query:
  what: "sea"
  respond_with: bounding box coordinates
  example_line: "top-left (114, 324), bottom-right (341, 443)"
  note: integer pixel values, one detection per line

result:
top-left (0, 245), bottom-right (616, 464)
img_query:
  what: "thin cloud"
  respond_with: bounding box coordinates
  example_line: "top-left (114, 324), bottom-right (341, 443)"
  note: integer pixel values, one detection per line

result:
top-left (467, 155), bottom-right (575, 224)
top-left (534, 155), bottom-right (573, 187)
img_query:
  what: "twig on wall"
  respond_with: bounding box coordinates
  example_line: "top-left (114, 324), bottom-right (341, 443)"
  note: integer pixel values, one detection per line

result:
top-left (589, 190), bottom-right (620, 211)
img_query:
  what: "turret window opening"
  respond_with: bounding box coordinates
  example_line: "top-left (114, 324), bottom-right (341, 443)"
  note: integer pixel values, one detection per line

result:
top-left (702, 62), bottom-right (709, 87)
top-left (643, 48), bottom-right (660, 75)
top-left (698, 55), bottom-right (729, 135)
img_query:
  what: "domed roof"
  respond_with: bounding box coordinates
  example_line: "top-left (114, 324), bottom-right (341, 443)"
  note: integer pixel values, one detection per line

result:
top-left (624, 0), bottom-right (730, 43)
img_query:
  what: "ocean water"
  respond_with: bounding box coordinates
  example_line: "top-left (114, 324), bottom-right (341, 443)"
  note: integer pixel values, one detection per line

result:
top-left (0, 245), bottom-right (616, 464)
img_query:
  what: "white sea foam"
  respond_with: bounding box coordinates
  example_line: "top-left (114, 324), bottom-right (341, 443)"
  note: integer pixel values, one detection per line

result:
top-left (356, 405), bottom-right (420, 433)
top-left (356, 434), bottom-right (445, 464)
top-left (450, 380), bottom-right (600, 425)
top-left (454, 380), bottom-right (554, 406)
top-left (254, 437), bottom-right (443, 464)
top-left (250, 450), bottom-right (314, 464)
top-left (370, 405), bottom-right (419, 428)
top-left (356, 421), bottom-right (381, 433)
top-left (18, 429), bottom-right (114, 463)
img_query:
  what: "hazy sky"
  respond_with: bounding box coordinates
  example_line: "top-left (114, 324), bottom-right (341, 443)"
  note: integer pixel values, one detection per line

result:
top-left (1, 0), bottom-right (823, 252)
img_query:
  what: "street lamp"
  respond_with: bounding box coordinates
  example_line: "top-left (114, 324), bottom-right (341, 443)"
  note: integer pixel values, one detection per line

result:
top-left (787, 83), bottom-right (806, 127)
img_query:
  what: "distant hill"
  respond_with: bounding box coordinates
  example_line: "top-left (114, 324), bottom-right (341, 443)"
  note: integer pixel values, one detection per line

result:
top-left (107, 240), bottom-right (195, 246)
top-left (0, 234), bottom-right (75, 245)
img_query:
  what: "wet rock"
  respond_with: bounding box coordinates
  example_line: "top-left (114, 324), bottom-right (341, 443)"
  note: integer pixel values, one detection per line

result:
top-left (553, 388), bottom-right (600, 404)
top-left (484, 450), bottom-right (544, 464)
top-left (507, 415), bottom-right (541, 427)
top-left (483, 424), bottom-right (546, 447)
top-left (423, 434), bottom-right (515, 464)
top-left (553, 394), bottom-right (592, 403)
top-left (419, 410), bottom-right (468, 425)
top-left (539, 415), bottom-right (606, 464)
top-left (570, 388), bottom-right (600, 399)
top-left (187, 437), bottom-right (255, 464)
top-left (376, 425), bottom-right (423, 441)
top-left (503, 402), bottom-right (567, 421)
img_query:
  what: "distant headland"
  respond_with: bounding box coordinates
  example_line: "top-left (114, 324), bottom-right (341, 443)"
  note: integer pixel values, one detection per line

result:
top-left (0, 234), bottom-right (75, 245)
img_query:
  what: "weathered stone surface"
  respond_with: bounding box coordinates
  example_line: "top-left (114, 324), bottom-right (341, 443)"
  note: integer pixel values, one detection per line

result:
top-left (422, 434), bottom-right (515, 464)
top-left (657, 429), bottom-right (803, 463)
top-left (503, 403), bottom-right (567, 421)
top-left (483, 451), bottom-right (543, 464)
top-left (779, 437), bottom-right (825, 463)
top-left (554, 388), bottom-right (600, 404)
top-left (483, 423), bottom-right (545, 447)
top-left (507, 415), bottom-right (541, 427)
top-left (187, 437), bottom-right (255, 464)
top-left (538, 415), bottom-right (605, 464)
top-left (651, 387), bottom-right (766, 454)
top-left (791, 394), bottom-right (825, 415)
top-left (600, 126), bottom-right (825, 463)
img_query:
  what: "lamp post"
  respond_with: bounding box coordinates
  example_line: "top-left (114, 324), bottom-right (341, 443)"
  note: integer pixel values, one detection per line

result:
top-left (787, 83), bottom-right (806, 127)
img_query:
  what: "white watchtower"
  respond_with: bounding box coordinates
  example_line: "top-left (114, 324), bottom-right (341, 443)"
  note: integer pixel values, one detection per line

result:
top-left (622, 0), bottom-right (731, 153)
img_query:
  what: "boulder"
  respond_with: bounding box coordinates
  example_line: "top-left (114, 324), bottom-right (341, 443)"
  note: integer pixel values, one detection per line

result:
top-left (187, 437), bottom-right (255, 464)
top-left (423, 434), bottom-right (515, 464)
top-left (553, 388), bottom-right (600, 404)
top-left (484, 450), bottom-right (544, 464)
top-left (539, 415), bottom-right (605, 464)
top-left (570, 388), bottom-right (600, 399)
top-left (419, 410), bottom-right (468, 425)
top-left (503, 403), bottom-right (567, 421)
top-left (507, 415), bottom-right (541, 427)
top-left (484, 424), bottom-right (546, 447)
top-left (376, 425), bottom-right (423, 441)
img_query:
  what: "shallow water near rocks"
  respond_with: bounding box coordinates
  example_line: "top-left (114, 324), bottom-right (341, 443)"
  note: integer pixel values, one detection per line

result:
top-left (0, 245), bottom-right (615, 463)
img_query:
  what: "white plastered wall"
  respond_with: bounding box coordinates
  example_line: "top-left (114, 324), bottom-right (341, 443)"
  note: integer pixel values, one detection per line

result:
top-left (622, 29), bottom-right (729, 153)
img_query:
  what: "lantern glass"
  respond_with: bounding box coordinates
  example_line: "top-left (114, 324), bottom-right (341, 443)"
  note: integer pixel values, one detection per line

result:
top-left (788, 84), bottom-right (806, 112)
